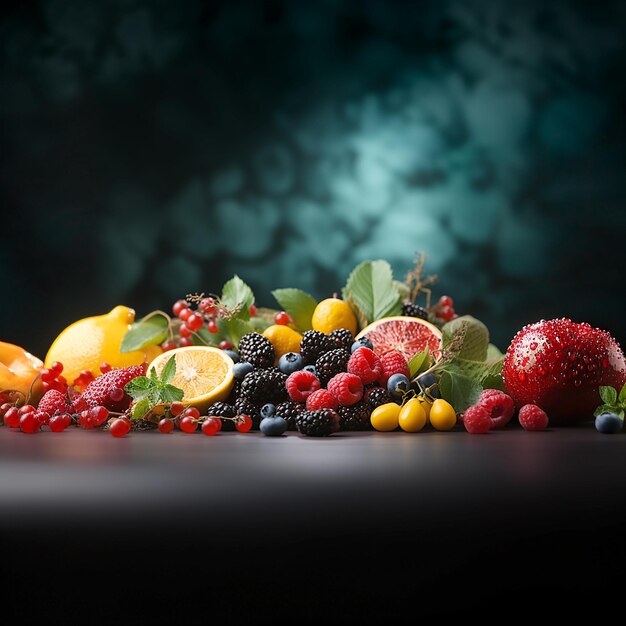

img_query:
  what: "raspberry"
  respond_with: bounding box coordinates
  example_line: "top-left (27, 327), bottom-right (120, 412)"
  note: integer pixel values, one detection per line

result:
top-left (306, 389), bottom-right (339, 411)
top-left (327, 372), bottom-right (363, 406)
top-left (518, 404), bottom-right (549, 431)
top-left (462, 404), bottom-right (492, 434)
top-left (378, 351), bottom-right (410, 386)
top-left (70, 366), bottom-right (145, 412)
top-left (37, 389), bottom-right (68, 417)
top-left (285, 370), bottom-right (321, 402)
top-left (347, 348), bottom-right (382, 385)
top-left (478, 389), bottom-right (515, 429)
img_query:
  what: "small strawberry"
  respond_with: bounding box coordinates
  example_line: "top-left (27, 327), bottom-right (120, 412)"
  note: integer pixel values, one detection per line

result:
top-left (37, 389), bottom-right (69, 417)
top-left (70, 365), bottom-right (145, 413)
top-left (502, 318), bottom-right (626, 424)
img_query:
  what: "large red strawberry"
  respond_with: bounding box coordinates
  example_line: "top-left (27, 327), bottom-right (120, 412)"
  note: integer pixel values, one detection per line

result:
top-left (70, 365), bottom-right (145, 413)
top-left (502, 318), bottom-right (626, 424)
top-left (37, 389), bottom-right (69, 416)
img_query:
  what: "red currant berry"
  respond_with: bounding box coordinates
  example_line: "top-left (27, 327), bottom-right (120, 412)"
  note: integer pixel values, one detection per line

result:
top-left (178, 337), bottom-right (193, 347)
top-left (439, 295), bottom-right (454, 308)
top-left (274, 311), bottom-right (290, 325)
top-left (249, 304), bottom-right (257, 317)
top-left (19, 412), bottom-right (40, 433)
top-left (207, 320), bottom-right (218, 334)
top-left (219, 340), bottom-right (233, 350)
top-left (109, 387), bottom-right (125, 403)
top-left (161, 340), bottom-right (176, 352)
top-left (200, 298), bottom-right (215, 314)
top-left (110, 418), bottom-right (131, 437)
top-left (235, 414), bottom-right (253, 433)
top-left (158, 418), bottom-right (175, 433)
top-left (0, 402), bottom-right (11, 416)
top-left (169, 401), bottom-right (185, 417)
top-left (49, 414), bottom-right (67, 432)
top-left (41, 368), bottom-right (55, 383)
top-left (178, 307), bottom-right (192, 322)
top-left (89, 406), bottom-right (109, 426)
top-left (50, 361), bottom-right (64, 376)
top-left (179, 416), bottom-right (198, 433)
top-left (201, 417), bottom-right (221, 436)
top-left (438, 305), bottom-right (455, 322)
top-left (4, 406), bottom-right (20, 428)
top-left (19, 404), bottom-right (35, 415)
top-left (172, 300), bottom-right (187, 316)
top-left (34, 411), bottom-right (50, 425)
top-left (183, 407), bottom-right (200, 420)
top-left (186, 313), bottom-right (203, 332)
top-left (62, 413), bottom-right (73, 428)
top-left (179, 324), bottom-right (192, 338)
top-left (100, 362), bottom-right (112, 374)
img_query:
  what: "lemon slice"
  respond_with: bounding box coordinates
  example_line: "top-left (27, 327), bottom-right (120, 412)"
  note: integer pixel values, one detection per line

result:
top-left (148, 346), bottom-right (234, 411)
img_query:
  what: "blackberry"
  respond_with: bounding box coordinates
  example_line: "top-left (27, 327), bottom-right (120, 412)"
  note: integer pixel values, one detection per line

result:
top-left (235, 397), bottom-right (260, 427)
top-left (329, 328), bottom-right (354, 351)
top-left (402, 302), bottom-right (429, 321)
top-left (207, 401), bottom-right (237, 432)
top-left (315, 348), bottom-right (350, 386)
top-left (275, 400), bottom-right (305, 431)
top-left (239, 368), bottom-right (288, 405)
top-left (295, 409), bottom-right (340, 437)
top-left (300, 330), bottom-right (333, 364)
top-left (338, 403), bottom-right (371, 431)
top-left (228, 379), bottom-right (242, 404)
top-left (238, 333), bottom-right (275, 369)
top-left (365, 387), bottom-right (392, 409)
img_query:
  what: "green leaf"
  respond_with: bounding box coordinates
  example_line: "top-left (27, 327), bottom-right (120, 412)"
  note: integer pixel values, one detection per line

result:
top-left (442, 316), bottom-right (489, 361)
top-left (160, 355), bottom-right (177, 384)
top-left (121, 314), bottom-right (169, 353)
top-left (218, 317), bottom-right (256, 347)
top-left (249, 316), bottom-right (273, 333)
top-left (618, 383), bottom-right (626, 405)
top-left (438, 370), bottom-right (483, 413)
top-left (487, 343), bottom-right (504, 360)
top-left (150, 366), bottom-right (158, 381)
top-left (600, 386), bottom-right (617, 405)
top-left (124, 376), bottom-right (155, 401)
top-left (191, 326), bottom-right (220, 347)
top-left (271, 288), bottom-right (317, 332)
top-left (131, 398), bottom-right (152, 420)
top-left (344, 296), bottom-right (369, 332)
top-left (593, 404), bottom-right (613, 417)
top-left (159, 384), bottom-right (184, 404)
top-left (221, 275), bottom-right (254, 320)
top-left (408, 348), bottom-right (430, 378)
top-left (342, 260), bottom-right (402, 324)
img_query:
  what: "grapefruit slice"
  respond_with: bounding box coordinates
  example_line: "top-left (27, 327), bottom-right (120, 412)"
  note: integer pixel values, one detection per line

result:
top-left (147, 346), bottom-right (234, 411)
top-left (355, 316), bottom-right (442, 362)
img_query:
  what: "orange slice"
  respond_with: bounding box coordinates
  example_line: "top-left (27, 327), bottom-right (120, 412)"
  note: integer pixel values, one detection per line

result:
top-left (355, 316), bottom-right (442, 361)
top-left (147, 346), bottom-right (234, 411)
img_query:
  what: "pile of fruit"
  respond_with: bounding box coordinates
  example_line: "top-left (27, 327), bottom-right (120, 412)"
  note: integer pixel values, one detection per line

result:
top-left (1, 257), bottom-right (625, 438)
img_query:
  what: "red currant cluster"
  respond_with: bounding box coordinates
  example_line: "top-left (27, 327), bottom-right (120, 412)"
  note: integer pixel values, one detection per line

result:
top-left (1, 402), bottom-right (52, 432)
top-left (155, 402), bottom-right (253, 435)
top-left (431, 295), bottom-right (458, 323)
top-left (162, 298), bottom-right (258, 351)
top-left (41, 361), bottom-right (68, 393)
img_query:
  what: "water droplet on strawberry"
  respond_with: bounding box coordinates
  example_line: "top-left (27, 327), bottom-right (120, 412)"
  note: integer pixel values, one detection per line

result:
top-left (530, 342), bottom-right (538, 350)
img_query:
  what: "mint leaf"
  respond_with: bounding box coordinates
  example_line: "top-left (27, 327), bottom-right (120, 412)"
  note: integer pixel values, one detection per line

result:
top-left (442, 316), bottom-right (489, 361)
top-left (125, 376), bottom-right (156, 401)
top-left (221, 275), bottom-right (254, 320)
top-left (160, 355), bottom-right (177, 384)
top-left (619, 383), bottom-right (626, 405)
top-left (600, 386), bottom-right (617, 405)
top-left (131, 398), bottom-right (152, 420)
top-left (342, 260), bottom-right (402, 324)
top-left (408, 348), bottom-right (430, 377)
top-left (271, 288), bottom-right (317, 332)
top-left (594, 404), bottom-right (614, 417)
top-left (159, 384), bottom-right (184, 404)
top-left (438, 370), bottom-right (482, 413)
top-left (121, 314), bottom-right (169, 353)
top-left (150, 366), bottom-right (158, 381)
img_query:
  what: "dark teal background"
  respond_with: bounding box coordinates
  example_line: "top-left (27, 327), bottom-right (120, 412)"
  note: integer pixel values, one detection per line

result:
top-left (1, 0), bottom-right (625, 356)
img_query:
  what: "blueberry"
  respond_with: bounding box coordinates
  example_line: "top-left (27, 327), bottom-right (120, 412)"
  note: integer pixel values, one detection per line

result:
top-left (387, 373), bottom-right (410, 401)
top-left (351, 337), bottom-right (373, 353)
top-left (416, 372), bottom-right (440, 398)
top-left (595, 412), bottom-right (623, 434)
top-left (260, 416), bottom-right (288, 436)
top-left (303, 364), bottom-right (317, 376)
top-left (224, 349), bottom-right (240, 363)
top-left (278, 352), bottom-right (304, 374)
top-left (260, 403), bottom-right (276, 420)
top-left (233, 361), bottom-right (253, 380)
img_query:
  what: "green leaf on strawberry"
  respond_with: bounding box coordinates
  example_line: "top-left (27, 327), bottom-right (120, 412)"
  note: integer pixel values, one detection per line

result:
top-left (271, 288), bottom-right (317, 332)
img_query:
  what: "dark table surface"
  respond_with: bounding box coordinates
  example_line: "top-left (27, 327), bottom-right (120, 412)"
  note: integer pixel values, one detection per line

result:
top-left (1, 425), bottom-right (625, 624)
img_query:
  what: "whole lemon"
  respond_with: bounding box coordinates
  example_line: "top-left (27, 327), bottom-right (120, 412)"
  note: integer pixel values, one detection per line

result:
top-left (262, 324), bottom-right (303, 364)
top-left (44, 305), bottom-right (162, 384)
top-left (311, 298), bottom-right (357, 336)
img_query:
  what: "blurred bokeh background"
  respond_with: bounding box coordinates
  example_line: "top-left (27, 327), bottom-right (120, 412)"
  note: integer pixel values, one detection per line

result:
top-left (1, 0), bottom-right (625, 357)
